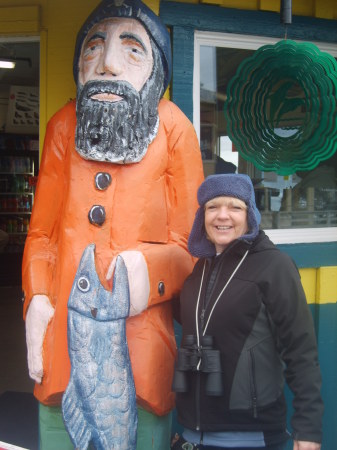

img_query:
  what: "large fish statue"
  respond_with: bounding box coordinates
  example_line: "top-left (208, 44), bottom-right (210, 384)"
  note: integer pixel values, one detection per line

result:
top-left (62, 243), bottom-right (137, 450)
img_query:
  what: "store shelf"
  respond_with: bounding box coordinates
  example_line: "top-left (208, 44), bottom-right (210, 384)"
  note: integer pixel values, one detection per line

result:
top-left (0, 133), bottom-right (38, 256)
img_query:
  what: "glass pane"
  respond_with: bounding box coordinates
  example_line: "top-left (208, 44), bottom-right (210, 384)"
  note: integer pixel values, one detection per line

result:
top-left (200, 45), bottom-right (337, 229)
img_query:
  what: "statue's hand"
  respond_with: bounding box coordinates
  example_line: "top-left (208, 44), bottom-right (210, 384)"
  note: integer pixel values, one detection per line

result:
top-left (106, 251), bottom-right (150, 316)
top-left (25, 295), bottom-right (55, 383)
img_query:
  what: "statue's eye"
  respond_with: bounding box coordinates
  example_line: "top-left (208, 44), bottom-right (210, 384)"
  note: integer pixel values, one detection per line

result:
top-left (77, 276), bottom-right (90, 292)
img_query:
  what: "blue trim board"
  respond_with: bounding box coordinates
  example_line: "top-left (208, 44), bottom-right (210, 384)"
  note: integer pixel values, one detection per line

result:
top-left (171, 26), bottom-right (194, 121)
top-left (277, 242), bottom-right (337, 268)
top-left (160, 1), bottom-right (337, 43)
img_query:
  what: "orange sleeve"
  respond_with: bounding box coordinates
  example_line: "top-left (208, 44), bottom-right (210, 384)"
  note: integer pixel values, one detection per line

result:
top-left (22, 102), bottom-right (76, 318)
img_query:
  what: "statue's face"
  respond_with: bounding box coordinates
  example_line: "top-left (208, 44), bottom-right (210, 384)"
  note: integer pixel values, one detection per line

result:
top-left (75, 17), bottom-right (164, 164)
top-left (78, 17), bottom-right (153, 94)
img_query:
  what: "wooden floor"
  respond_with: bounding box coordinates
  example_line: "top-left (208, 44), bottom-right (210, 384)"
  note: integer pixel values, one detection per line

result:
top-left (0, 285), bottom-right (34, 395)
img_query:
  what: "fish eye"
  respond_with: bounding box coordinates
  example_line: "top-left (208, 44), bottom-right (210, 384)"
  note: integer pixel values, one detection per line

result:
top-left (77, 276), bottom-right (90, 292)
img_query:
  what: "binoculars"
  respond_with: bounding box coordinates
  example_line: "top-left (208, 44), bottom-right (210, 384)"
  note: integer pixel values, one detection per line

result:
top-left (172, 334), bottom-right (224, 396)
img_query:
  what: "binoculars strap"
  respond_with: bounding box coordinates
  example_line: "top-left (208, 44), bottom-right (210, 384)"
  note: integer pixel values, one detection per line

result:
top-left (195, 250), bottom-right (249, 357)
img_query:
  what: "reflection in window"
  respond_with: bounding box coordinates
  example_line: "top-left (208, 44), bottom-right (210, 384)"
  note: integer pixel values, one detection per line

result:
top-left (200, 45), bottom-right (337, 229)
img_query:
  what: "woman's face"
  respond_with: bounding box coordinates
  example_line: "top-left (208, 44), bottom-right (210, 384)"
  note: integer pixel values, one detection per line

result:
top-left (204, 196), bottom-right (249, 254)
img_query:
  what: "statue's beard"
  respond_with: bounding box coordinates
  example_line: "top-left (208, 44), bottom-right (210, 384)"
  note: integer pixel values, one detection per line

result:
top-left (75, 48), bottom-right (164, 164)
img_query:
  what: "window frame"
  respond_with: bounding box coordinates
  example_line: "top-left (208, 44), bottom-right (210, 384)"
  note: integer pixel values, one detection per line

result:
top-left (193, 30), bottom-right (337, 245)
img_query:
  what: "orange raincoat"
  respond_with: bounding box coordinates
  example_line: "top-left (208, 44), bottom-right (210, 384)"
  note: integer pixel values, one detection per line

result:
top-left (22, 98), bottom-right (204, 415)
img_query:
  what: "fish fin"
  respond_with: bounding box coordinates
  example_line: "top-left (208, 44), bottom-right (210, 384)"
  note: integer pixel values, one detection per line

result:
top-left (111, 255), bottom-right (130, 317)
top-left (62, 381), bottom-right (92, 450)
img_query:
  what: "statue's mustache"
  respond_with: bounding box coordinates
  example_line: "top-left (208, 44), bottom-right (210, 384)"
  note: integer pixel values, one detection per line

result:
top-left (78, 80), bottom-right (139, 105)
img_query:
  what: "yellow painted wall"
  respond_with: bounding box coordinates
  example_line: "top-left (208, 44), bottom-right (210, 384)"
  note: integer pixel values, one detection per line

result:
top-left (300, 267), bottom-right (337, 305)
top-left (40, 0), bottom-right (99, 145)
top-left (316, 267), bottom-right (337, 303)
top-left (299, 268), bottom-right (317, 304)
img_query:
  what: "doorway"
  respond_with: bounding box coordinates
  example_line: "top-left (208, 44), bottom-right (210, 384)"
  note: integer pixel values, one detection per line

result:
top-left (0, 38), bottom-right (39, 396)
top-left (0, 38), bottom-right (40, 284)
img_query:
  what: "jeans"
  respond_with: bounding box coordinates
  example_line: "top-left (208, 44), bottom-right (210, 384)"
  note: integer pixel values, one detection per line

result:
top-left (200, 444), bottom-right (287, 450)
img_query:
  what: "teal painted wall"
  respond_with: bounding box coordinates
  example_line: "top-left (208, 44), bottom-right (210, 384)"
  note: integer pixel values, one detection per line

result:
top-left (283, 303), bottom-right (337, 449)
top-left (278, 242), bottom-right (337, 268)
top-left (312, 304), bottom-right (337, 450)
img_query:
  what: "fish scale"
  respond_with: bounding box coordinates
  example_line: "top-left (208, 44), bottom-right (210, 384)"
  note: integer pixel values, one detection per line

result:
top-left (62, 244), bottom-right (137, 450)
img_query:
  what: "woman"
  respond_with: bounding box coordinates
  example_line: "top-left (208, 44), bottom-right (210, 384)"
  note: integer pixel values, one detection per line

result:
top-left (172, 174), bottom-right (323, 450)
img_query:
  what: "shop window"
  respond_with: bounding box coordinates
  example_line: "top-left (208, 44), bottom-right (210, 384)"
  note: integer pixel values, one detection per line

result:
top-left (194, 32), bottom-right (337, 243)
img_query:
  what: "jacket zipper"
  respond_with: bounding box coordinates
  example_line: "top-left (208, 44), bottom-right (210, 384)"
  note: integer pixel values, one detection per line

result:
top-left (249, 348), bottom-right (258, 418)
top-left (194, 249), bottom-right (250, 434)
top-left (195, 370), bottom-right (201, 431)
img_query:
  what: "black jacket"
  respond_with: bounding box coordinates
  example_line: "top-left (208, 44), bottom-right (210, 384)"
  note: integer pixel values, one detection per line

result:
top-left (175, 231), bottom-right (323, 444)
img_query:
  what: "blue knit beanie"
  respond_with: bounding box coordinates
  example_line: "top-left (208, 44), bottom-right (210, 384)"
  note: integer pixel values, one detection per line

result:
top-left (188, 174), bottom-right (261, 258)
top-left (73, 0), bottom-right (172, 93)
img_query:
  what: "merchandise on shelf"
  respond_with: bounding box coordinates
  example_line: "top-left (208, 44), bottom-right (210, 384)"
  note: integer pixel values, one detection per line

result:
top-left (0, 133), bottom-right (38, 253)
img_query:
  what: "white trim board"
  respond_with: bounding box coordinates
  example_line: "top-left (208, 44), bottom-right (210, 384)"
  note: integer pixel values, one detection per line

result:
top-left (265, 228), bottom-right (337, 244)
